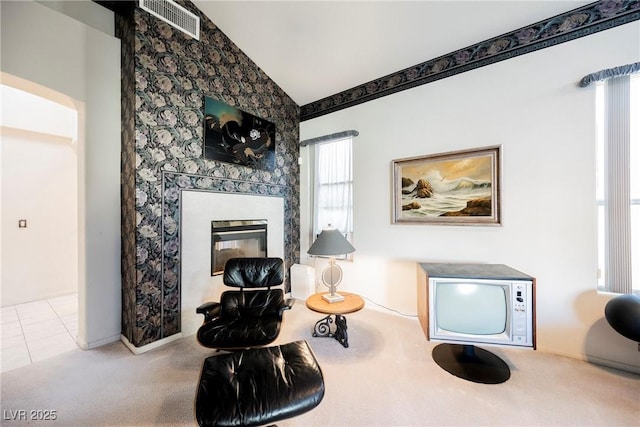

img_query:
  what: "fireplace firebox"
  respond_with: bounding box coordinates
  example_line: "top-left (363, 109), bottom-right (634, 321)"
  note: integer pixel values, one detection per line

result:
top-left (211, 220), bottom-right (267, 275)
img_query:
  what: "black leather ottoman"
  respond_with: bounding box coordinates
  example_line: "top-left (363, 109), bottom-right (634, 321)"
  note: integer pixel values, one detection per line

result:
top-left (195, 340), bottom-right (325, 427)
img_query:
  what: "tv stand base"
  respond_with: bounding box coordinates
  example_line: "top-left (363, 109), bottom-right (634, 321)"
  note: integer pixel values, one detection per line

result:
top-left (432, 343), bottom-right (510, 384)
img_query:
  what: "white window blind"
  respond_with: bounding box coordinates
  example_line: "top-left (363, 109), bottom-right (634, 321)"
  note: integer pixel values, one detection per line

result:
top-left (313, 137), bottom-right (353, 239)
top-left (596, 74), bottom-right (639, 294)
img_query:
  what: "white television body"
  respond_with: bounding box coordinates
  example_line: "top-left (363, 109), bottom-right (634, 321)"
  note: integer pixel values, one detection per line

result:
top-left (428, 277), bottom-right (534, 348)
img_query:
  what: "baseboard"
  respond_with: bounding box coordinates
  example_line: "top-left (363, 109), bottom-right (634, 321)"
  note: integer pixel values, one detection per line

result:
top-left (120, 333), bottom-right (183, 355)
top-left (586, 355), bottom-right (640, 375)
top-left (538, 346), bottom-right (640, 375)
top-left (76, 334), bottom-right (121, 351)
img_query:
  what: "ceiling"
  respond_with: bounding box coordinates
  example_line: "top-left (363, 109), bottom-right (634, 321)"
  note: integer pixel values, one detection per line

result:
top-left (192, 1), bottom-right (593, 106)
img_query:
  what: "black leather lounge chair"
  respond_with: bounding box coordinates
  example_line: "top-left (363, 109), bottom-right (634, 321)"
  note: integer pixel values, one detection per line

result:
top-left (194, 259), bottom-right (324, 426)
top-left (195, 257), bottom-right (294, 350)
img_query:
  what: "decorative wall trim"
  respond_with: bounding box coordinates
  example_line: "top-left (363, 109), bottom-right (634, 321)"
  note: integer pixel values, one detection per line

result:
top-left (160, 171), bottom-right (291, 339)
top-left (300, 1), bottom-right (640, 121)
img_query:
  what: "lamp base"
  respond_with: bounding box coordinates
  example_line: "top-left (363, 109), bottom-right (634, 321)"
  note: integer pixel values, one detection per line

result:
top-left (322, 293), bottom-right (345, 303)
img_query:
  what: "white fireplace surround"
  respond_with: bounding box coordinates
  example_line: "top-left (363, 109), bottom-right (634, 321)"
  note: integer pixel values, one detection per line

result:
top-left (180, 191), bottom-right (285, 337)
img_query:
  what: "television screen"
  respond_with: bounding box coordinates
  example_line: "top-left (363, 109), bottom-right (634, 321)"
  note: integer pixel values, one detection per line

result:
top-left (436, 282), bottom-right (507, 335)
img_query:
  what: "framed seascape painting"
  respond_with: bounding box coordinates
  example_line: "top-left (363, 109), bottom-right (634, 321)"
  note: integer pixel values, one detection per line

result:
top-left (392, 145), bottom-right (501, 225)
top-left (203, 96), bottom-right (276, 170)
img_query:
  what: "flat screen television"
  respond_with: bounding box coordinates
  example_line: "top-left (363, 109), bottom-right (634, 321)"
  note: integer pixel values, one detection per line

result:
top-left (428, 277), bottom-right (534, 349)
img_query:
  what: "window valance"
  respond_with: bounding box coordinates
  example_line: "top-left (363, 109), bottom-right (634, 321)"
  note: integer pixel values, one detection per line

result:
top-left (300, 130), bottom-right (359, 147)
top-left (579, 62), bottom-right (640, 87)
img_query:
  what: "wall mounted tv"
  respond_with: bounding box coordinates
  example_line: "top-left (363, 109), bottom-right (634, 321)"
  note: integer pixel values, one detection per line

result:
top-left (417, 263), bottom-right (536, 384)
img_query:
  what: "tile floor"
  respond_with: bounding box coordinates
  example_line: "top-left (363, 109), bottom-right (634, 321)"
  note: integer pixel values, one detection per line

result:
top-left (1, 293), bottom-right (80, 373)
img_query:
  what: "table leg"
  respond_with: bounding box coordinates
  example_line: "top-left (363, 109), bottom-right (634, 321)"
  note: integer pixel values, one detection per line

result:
top-left (312, 315), bottom-right (333, 338)
top-left (312, 314), bottom-right (349, 348)
top-left (334, 314), bottom-right (349, 348)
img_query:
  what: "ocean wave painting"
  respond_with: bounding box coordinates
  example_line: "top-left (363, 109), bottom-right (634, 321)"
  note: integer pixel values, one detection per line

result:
top-left (393, 146), bottom-right (501, 225)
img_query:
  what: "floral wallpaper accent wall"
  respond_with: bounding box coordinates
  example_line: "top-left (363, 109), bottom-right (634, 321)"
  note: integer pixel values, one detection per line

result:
top-left (120, 1), bottom-right (300, 347)
top-left (116, 8), bottom-right (138, 348)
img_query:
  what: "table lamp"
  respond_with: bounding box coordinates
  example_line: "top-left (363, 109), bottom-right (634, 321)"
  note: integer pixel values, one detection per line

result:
top-left (307, 227), bottom-right (355, 303)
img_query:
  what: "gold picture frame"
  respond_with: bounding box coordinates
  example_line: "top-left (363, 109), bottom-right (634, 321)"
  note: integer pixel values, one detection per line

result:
top-left (392, 146), bottom-right (501, 226)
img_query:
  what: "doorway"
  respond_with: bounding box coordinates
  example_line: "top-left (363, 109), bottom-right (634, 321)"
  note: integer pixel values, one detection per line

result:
top-left (1, 82), bottom-right (81, 370)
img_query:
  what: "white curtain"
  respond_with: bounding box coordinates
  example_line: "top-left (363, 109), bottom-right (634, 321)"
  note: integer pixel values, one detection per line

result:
top-left (313, 137), bottom-right (353, 238)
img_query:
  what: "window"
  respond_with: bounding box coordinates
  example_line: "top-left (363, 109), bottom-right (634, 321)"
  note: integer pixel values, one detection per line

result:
top-left (312, 136), bottom-right (353, 241)
top-left (596, 74), bottom-right (639, 294)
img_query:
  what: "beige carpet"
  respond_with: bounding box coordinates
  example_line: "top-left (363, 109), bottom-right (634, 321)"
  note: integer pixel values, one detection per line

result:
top-left (1, 302), bottom-right (638, 426)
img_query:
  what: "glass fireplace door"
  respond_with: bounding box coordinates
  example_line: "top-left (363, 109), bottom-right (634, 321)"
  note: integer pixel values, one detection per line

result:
top-left (211, 220), bottom-right (267, 275)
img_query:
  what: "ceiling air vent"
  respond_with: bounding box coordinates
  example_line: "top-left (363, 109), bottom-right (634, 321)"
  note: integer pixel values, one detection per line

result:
top-left (139, 0), bottom-right (200, 40)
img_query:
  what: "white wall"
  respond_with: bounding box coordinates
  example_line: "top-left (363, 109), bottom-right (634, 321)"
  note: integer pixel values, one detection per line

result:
top-left (35, 0), bottom-right (114, 35)
top-left (1, 86), bottom-right (78, 305)
top-left (1, 0), bottom-right (121, 349)
top-left (301, 22), bottom-right (640, 372)
top-left (181, 191), bottom-right (285, 336)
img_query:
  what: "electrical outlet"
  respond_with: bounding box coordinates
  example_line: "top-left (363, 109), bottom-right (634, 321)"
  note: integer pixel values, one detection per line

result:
top-left (18, 219), bottom-right (27, 228)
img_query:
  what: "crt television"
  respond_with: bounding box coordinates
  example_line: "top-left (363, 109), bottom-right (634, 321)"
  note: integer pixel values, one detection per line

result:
top-left (428, 277), bottom-right (534, 348)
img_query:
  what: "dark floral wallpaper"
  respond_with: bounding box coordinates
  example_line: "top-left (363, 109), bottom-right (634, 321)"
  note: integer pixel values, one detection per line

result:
top-left (115, 7), bottom-right (138, 347)
top-left (119, 1), bottom-right (300, 347)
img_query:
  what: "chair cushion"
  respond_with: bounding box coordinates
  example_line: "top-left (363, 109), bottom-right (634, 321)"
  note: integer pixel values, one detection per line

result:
top-left (220, 289), bottom-right (285, 317)
top-left (197, 289), bottom-right (288, 349)
top-left (195, 340), bottom-right (325, 427)
top-left (197, 314), bottom-right (283, 348)
top-left (223, 257), bottom-right (284, 289)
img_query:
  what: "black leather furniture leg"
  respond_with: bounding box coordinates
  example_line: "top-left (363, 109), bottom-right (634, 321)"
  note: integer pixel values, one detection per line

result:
top-left (195, 340), bottom-right (325, 427)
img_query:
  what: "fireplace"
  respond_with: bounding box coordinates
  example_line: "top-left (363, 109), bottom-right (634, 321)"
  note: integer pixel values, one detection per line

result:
top-left (181, 191), bottom-right (284, 337)
top-left (211, 219), bottom-right (267, 275)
